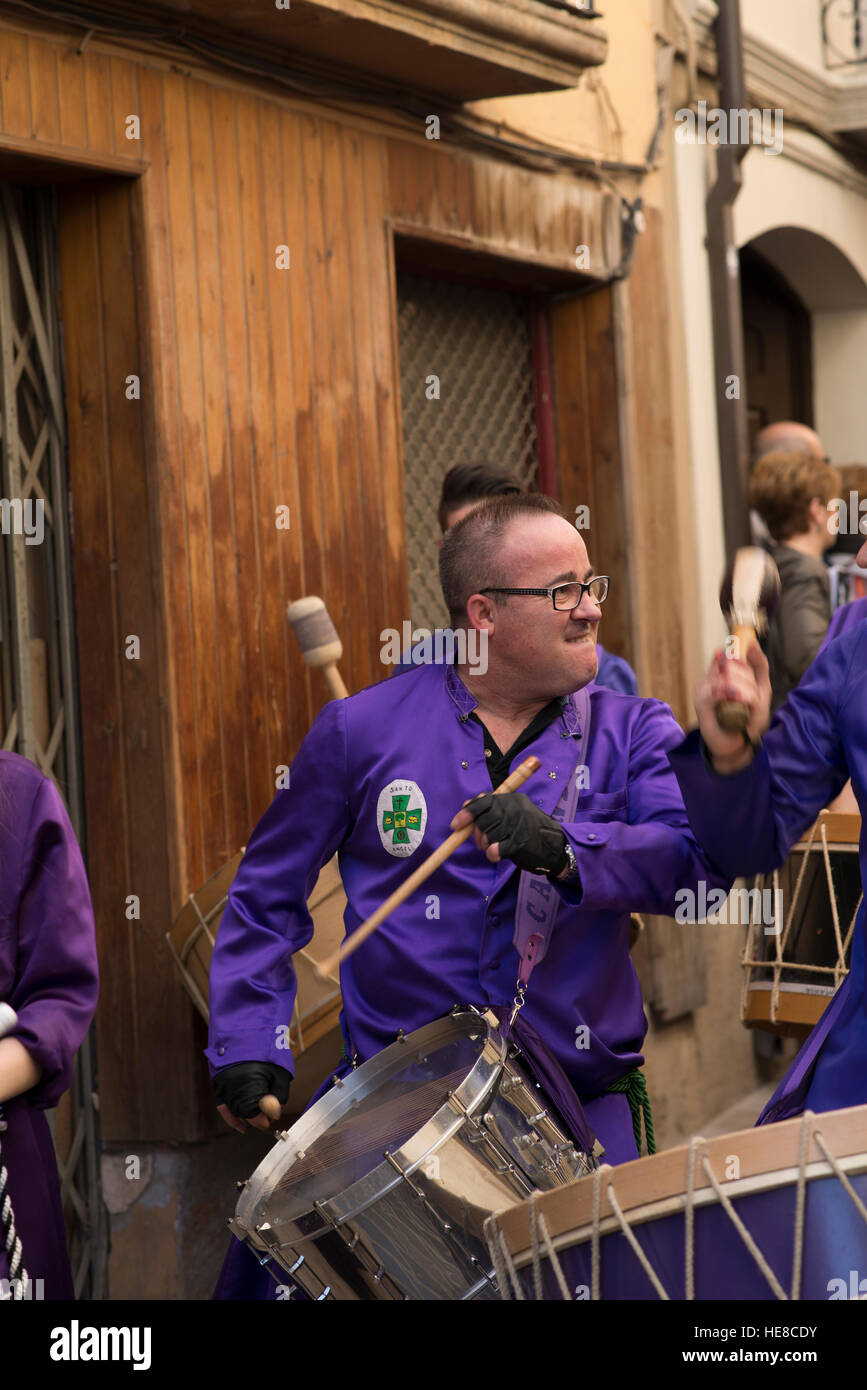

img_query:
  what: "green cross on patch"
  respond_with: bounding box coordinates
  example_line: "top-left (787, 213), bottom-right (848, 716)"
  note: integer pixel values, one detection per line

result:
top-left (382, 793), bottom-right (422, 845)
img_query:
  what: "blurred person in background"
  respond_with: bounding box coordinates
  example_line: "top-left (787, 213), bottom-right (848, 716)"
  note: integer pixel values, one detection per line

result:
top-left (749, 450), bottom-right (841, 712)
top-left (750, 421), bottom-right (827, 551)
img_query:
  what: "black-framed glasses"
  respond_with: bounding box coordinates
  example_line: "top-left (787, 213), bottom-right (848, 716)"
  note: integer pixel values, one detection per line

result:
top-left (479, 576), bottom-right (610, 610)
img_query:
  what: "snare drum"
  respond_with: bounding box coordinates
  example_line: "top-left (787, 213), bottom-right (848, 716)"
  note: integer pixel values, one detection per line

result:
top-left (166, 853), bottom-right (346, 1117)
top-left (229, 1008), bottom-right (597, 1300)
top-left (485, 1103), bottom-right (867, 1300)
top-left (741, 811), bottom-right (863, 1038)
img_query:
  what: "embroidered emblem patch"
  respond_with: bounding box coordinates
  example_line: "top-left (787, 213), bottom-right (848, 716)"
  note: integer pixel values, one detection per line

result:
top-left (376, 779), bottom-right (427, 858)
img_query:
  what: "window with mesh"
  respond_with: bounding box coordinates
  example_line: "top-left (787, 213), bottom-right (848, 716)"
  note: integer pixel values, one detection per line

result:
top-left (396, 273), bottom-right (540, 632)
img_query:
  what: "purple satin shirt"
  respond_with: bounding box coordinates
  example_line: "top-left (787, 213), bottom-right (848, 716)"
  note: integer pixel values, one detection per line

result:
top-left (668, 624), bottom-right (867, 1121)
top-left (207, 665), bottom-right (730, 1101)
top-left (0, 751), bottom-right (99, 1298)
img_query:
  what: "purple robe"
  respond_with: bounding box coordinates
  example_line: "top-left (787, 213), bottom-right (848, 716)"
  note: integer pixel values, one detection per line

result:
top-left (668, 624), bottom-right (867, 1124)
top-left (208, 664), bottom-right (730, 1297)
top-left (0, 752), bottom-right (99, 1299)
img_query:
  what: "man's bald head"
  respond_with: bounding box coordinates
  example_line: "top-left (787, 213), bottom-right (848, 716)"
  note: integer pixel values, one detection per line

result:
top-left (754, 422), bottom-right (825, 463)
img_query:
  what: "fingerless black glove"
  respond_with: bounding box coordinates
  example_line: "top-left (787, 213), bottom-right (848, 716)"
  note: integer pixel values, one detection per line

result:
top-left (213, 1061), bottom-right (291, 1118)
top-left (465, 791), bottom-right (568, 875)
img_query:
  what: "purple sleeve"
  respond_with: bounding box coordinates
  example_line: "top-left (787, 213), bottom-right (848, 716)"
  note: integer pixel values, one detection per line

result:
top-left (6, 777), bottom-right (99, 1110)
top-left (668, 632), bottom-right (857, 877)
top-left (206, 698), bottom-right (351, 1077)
top-left (558, 699), bottom-right (732, 912)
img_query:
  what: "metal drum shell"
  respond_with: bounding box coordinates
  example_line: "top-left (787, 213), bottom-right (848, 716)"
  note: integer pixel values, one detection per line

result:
top-left (231, 1009), bottom-right (594, 1300)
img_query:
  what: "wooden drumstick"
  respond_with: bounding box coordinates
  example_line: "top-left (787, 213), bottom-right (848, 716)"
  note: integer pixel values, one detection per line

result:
top-left (258, 1094), bottom-right (282, 1122)
top-left (717, 547), bottom-right (780, 732)
top-left (287, 597), bottom-right (349, 701)
top-left (316, 754), bottom-right (542, 979)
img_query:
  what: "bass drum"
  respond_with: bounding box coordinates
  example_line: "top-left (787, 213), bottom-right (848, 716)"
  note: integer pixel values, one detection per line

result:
top-left (741, 811), bottom-right (862, 1038)
top-left (485, 1103), bottom-right (867, 1300)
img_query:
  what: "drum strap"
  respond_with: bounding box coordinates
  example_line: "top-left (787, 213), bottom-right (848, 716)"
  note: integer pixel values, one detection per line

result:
top-left (512, 685), bottom-right (591, 994)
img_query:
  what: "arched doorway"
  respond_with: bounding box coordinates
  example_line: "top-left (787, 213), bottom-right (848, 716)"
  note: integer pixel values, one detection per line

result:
top-left (739, 225), bottom-right (867, 462)
top-left (740, 245), bottom-right (813, 456)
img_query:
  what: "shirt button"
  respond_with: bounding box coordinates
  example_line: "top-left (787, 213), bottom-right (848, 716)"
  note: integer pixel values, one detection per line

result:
top-left (485, 749), bottom-right (492, 758)
top-left (588, 834), bottom-right (597, 841)
top-left (461, 761), bottom-right (468, 769)
top-left (548, 771), bottom-right (557, 779)
top-left (217, 1046), bottom-right (226, 1056)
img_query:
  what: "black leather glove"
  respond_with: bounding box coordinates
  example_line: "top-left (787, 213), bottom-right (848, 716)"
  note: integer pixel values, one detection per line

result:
top-left (213, 1061), bottom-right (291, 1119)
top-left (464, 791), bottom-right (568, 875)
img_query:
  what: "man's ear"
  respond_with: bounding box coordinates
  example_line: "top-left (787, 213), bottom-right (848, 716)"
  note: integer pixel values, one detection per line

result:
top-left (465, 593), bottom-right (496, 632)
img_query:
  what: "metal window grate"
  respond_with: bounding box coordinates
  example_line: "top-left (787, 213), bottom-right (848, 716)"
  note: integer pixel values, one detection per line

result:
top-left (396, 273), bottom-right (539, 632)
top-left (0, 183), bottom-right (107, 1299)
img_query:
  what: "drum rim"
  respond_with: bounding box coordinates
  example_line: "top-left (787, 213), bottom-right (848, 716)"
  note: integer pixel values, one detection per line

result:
top-left (490, 1102), bottom-right (867, 1261)
top-left (506, 1152), bottom-right (867, 1273)
top-left (234, 1007), bottom-right (504, 1235)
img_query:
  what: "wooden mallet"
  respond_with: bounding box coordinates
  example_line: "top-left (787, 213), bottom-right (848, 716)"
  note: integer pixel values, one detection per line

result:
top-left (316, 754), bottom-right (542, 980)
top-left (287, 596), bottom-right (349, 701)
top-left (717, 546), bottom-right (780, 732)
top-left (253, 597), bottom-right (348, 1118)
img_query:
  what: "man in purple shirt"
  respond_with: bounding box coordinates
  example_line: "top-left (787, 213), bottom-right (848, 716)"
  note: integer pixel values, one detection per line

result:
top-left (0, 752), bottom-right (99, 1299)
top-left (207, 494), bottom-right (730, 1297)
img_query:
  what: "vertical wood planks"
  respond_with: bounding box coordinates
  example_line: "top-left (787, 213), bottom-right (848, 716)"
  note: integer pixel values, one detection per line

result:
top-left (1, 32), bottom-right (31, 138)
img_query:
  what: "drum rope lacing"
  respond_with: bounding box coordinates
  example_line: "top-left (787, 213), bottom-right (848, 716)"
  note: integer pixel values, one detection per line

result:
top-left (742, 818), bottom-right (862, 1024)
top-left (486, 1110), bottom-right (867, 1300)
top-left (0, 1108), bottom-right (30, 1302)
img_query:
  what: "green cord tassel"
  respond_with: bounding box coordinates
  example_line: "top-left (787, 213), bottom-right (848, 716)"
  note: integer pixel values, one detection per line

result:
top-left (605, 1069), bottom-right (656, 1156)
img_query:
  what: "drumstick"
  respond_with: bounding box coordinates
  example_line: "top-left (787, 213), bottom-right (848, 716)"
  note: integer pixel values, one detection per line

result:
top-left (258, 1095), bottom-right (282, 1122)
top-left (717, 547), bottom-right (780, 732)
top-left (287, 597), bottom-right (349, 701)
top-left (316, 754), bottom-right (542, 979)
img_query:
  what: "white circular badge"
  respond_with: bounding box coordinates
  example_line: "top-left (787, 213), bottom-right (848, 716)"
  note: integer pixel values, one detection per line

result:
top-left (376, 779), bottom-right (428, 858)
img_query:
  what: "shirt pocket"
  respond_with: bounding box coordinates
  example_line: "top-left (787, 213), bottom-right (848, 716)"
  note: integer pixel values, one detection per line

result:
top-left (574, 789), bottom-right (628, 822)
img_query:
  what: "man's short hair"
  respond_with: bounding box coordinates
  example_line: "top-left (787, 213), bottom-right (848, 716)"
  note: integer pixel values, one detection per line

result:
top-left (437, 462), bottom-right (525, 533)
top-left (749, 451), bottom-right (842, 543)
top-left (439, 492), bottom-right (567, 626)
